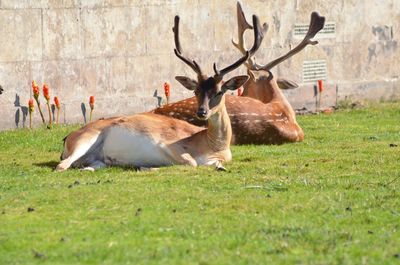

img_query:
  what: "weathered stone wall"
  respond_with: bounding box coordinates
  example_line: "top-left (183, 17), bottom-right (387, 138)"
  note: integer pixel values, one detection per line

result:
top-left (0, 0), bottom-right (398, 130)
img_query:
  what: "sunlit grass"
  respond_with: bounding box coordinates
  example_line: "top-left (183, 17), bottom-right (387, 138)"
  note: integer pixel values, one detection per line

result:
top-left (0, 102), bottom-right (399, 264)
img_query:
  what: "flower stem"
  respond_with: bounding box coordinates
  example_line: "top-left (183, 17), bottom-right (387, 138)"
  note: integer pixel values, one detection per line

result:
top-left (35, 98), bottom-right (46, 124)
top-left (89, 109), bottom-right (93, 123)
top-left (46, 101), bottom-right (52, 128)
top-left (56, 108), bottom-right (60, 124)
top-left (29, 112), bottom-right (32, 129)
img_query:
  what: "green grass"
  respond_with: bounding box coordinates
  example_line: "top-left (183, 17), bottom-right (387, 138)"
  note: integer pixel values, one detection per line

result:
top-left (0, 103), bottom-right (399, 265)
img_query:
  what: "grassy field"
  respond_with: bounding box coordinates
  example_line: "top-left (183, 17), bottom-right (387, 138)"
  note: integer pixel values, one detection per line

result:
top-left (0, 103), bottom-right (399, 264)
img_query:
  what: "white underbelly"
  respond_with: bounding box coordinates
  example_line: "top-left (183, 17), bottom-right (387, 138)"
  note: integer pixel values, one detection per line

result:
top-left (102, 127), bottom-right (172, 167)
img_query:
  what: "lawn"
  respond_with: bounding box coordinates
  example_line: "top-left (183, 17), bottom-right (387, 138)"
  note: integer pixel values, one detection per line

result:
top-left (0, 103), bottom-right (399, 265)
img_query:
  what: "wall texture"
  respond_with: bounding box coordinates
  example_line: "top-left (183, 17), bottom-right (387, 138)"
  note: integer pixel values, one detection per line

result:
top-left (0, 0), bottom-right (399, 130)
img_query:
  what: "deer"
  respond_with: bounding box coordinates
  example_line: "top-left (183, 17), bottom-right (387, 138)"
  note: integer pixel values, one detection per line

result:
top-left (56, 14), bottom-right (263, 172)
top-left (152, 4), bottom-right (325, 145)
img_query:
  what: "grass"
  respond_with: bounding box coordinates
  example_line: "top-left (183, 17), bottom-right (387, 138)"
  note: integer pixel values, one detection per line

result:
top-left (0, 102), bottom-right (399, 265)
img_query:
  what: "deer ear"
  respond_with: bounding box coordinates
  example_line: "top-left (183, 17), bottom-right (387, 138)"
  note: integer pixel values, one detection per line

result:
top-left (277, 78), bottom-right (299, 89)
top-left (175, 76), bottom-right (198, 91)
top-left (221, 75), bottom-right (249, 92)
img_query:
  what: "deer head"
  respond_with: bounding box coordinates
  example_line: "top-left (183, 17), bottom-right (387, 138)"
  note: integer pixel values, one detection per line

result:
top-left (173, 15), bottom-right (263, 120)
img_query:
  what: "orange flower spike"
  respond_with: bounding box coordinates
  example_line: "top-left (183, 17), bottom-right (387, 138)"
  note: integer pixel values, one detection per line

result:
top-left (317, 80), bottom-right (324, 93)
top-left (89, 96), bottom-right (95, 122)
top-left (163, 82), bottom-right (170, 105)
top-left (54, 96), bottom-right (61, 109)
top-left (43, 84), bottom-right (50, 101)
top-left (237, 88), bottom-right (242, 96)
top-left (31, 81), bottom-right (45, 124)
top-left (42, 84), bottom-right (52, 127)
top-left (89, 96), bottom-right (95, 110)
top-left (32, 80), bottom-right (40, 99)
top-left (164, 82), bottom-right (170, 98)
top-left (28, 99), bottom-right (34, 113)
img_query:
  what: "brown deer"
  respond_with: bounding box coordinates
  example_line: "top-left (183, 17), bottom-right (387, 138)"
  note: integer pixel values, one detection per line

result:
top-left (153, 5), bottom-right (325, 145)
top-left (56, 14), bottom-right (263, 171)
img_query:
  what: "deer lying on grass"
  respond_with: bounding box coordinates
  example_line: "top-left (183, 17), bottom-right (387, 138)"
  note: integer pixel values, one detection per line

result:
top-left (153, 5), bottom-right (325, 145)
top-left (56, 15), bottom-right (263, 171)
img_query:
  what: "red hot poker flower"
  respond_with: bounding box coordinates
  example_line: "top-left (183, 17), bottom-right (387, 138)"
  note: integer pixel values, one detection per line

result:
top-left (237, 88), bottom-right (242, 96)
top-left (89, 96), bottom-right (95, 122)
top-left (28, 99), bottom-right (34, 113)
top-left (54, 96), bottom-right (60, 109)
top-left (164, 82), bottom-right (170, 98)
top-left (317, 80), bottom-right (324, 93)
top-left (43, 84), bottom-right (50, 101)
top-left (32, 80), bottom-right (40, 99)
top-left (31, 81), bottom-right (45, 124)
top-left (89, 96), bottom-right (95, 110)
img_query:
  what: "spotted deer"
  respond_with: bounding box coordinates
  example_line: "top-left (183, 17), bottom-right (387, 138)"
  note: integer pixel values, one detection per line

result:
top-left (56, 14), bottom-right (263, 171)
top-left (153, 5), bottom-right (325, 145)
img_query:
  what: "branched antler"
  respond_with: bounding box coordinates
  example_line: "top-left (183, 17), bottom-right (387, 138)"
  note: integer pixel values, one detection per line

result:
top-left (256, 12), bottom-right (325, 71)
top-left (213, 14), bottom-right (264, 81)
top-left (173, 10), bottom-right (264, 82)
top-left (173, 16), bottom-right (203, 78)
top-left (231, 2), bottom-right (268, 68)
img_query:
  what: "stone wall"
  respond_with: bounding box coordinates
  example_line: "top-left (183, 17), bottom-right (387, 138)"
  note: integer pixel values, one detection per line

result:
top-left (0, 0), bottom-right (399, 130)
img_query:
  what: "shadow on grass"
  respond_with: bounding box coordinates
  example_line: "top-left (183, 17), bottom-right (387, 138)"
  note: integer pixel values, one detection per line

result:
top-left (32, 158), bottom-right (166, 174)
top-left (33, 161), bottom-right (143, 172)
top-left (34, 161), bottom-right (59, 169)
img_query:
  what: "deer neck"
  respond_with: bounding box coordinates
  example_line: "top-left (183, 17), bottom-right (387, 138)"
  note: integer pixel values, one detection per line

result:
top-left (206, 97), bottom-right (232, 151)
top-left (243, 70), bottom-right (277, 104)
top-left (269, 78), bottom-right (297, 119)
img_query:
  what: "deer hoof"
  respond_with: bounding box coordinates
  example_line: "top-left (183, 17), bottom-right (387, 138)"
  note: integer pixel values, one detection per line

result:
top-left (82, 167), bottom-right (95, 172)
top-left (216, 165), bottom-right (227, 172)
top-left (55, 165), bottom-right (66, 172)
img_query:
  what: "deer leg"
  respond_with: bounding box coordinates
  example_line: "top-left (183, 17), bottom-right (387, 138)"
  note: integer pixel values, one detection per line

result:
top-left (180, 153), bottom-right (198, 167)
top-left (56, 136), bottom-right (100, 171)
top-left (161, 145), bottom-right (197, 167)
top-left (136, 150), bottom-right (196, 171)
top-left (56, 156), bottom-right (80, 171)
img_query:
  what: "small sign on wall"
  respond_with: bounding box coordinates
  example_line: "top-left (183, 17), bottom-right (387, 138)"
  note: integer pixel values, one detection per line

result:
top-left (302, 60), bottom-right (327, 83)
top-left (294, 22), bottom-right (336, 39)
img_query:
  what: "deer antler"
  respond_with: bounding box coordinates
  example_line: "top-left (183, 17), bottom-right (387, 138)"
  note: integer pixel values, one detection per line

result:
top-left (256, 12), bottom-right (325, 71)
top-left (173, 16), bottom-right (203, 77)
top-left (231, 2), bottom-right (268, 68)
top-left (232, 2), bottom-right (253, 54)
top-left (213, 14), bottom-right (264, 80)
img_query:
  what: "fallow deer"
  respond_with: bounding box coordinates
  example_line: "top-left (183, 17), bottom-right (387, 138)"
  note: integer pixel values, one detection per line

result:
top-left (153, 6), bottom-right (325, 145)
top-left (56, 14), bottom-right (263, 171)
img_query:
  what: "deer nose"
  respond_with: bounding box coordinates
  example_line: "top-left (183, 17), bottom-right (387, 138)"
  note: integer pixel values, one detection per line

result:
top-left (196, 108), bottom-right (208, 119)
